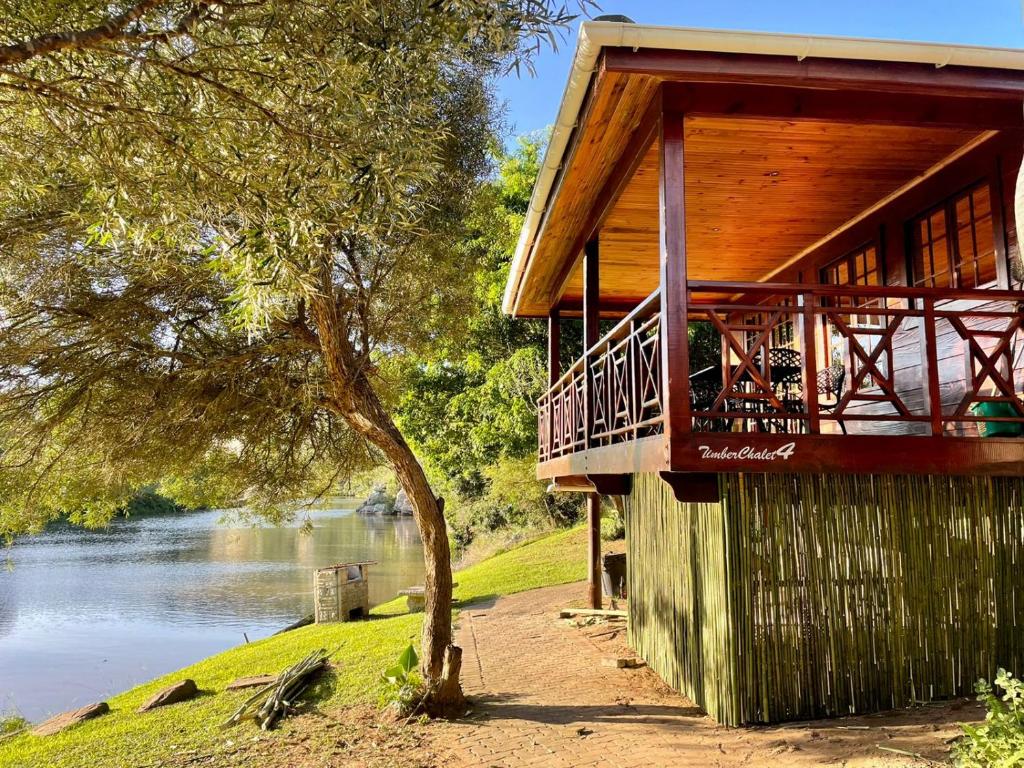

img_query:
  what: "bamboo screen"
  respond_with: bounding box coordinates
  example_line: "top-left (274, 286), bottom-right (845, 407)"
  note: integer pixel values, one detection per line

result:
top-left (625, 472), bottom-right (1024, 725)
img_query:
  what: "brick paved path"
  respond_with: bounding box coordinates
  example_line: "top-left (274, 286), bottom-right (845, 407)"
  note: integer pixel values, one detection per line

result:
top-left (431, 582), bottom-right (978, 768)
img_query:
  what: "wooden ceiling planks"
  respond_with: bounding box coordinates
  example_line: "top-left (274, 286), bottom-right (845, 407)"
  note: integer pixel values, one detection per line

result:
top-left (514, 69), bottom-right (660, 317)
top-left (555, 116), bottom-right (981, 309)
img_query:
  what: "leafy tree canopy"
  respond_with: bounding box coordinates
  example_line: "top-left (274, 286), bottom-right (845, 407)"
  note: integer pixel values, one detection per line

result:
top-left (0, 1), bottom-right (585, 537)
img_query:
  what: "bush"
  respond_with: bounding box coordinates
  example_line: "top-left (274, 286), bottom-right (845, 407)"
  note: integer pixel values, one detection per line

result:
top-left (954, 668), bottom-right (1024, 767)
top-left (0, 713), bottom-right (27, 736)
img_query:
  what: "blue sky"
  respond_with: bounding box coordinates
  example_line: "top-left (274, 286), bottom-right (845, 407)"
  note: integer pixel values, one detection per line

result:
top-left (496, 0), bottom-right (1024, 143)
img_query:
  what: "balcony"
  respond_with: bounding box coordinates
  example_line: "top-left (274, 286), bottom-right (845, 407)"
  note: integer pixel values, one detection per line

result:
top-left (537, 281), bottom-right (1024, 481)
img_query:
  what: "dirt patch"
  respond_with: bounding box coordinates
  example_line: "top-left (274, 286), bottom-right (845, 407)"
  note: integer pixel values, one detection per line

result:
top-left (152, 581), bottom-right (982, 768)
top-left (429, 582), bottom-right (983, 767)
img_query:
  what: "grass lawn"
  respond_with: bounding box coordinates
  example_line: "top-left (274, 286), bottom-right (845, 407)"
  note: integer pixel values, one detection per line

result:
top-left (0, 526), bottom-right (586, 768)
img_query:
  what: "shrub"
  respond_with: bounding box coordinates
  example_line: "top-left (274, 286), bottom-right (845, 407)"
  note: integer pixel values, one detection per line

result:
top-left (0, 714), bottom-right (27, 736)
top-left (380, 643), bottom-right (423, 717)
top-left (954, 668), bottom-right (1024, 767)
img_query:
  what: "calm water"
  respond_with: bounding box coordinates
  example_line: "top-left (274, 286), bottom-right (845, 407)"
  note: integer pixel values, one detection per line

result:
top-left (0, 501), bottom-right (424, 721)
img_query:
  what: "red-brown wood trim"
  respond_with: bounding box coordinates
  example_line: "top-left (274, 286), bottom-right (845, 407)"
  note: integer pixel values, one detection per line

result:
top-left (663, 82), bottom-right (1024, 129)
top-left (554, 297), bottom-right (647, 319)
top-left (583, 238), bottom-right (600, 450)
top-left (587, 474), bottom-right (634, 495)
top-left (659, 471), bottom-right (720, 503)
top-left (669, 432), bottom-right (1024, 475)
top-left (686, 280), bottom-right (1024, 302)
top-left (547, 475), bottom-right (596, 492)
top-left (536, 435), bottom-right (666, 479)
top-left (538, 430), bottom-right (1024, 478)
top-left (549, 91), bottom-right (663, 307)
top-left (605, 48), bottom-right (1024, 99)
top-left (799, 294), bottom-right (821, 434)
top-left (659, 89), bottom-right (692, 454)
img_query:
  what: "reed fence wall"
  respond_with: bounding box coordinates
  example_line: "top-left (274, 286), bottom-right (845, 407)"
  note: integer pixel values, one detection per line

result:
top-left (624, 472), bottom-right (1024, 725)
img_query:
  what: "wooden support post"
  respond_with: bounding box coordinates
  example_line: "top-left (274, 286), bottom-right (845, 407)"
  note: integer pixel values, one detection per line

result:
top-left (922, 297), bottom-right (944, 436)
top-left (659, 90), bottom-right (691, 465)
top-left (587, 492), bottom-right (602, 609)
top-left (584, 238), bottom-right (600, 449)
top-left (548, 308), bottom-right (561, 388)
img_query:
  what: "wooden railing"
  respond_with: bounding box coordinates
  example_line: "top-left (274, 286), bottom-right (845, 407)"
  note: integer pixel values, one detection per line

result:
top-left (688, 281), bottom-right (1024, 437)
top-left (538, 290), bottom-right (663, 462)
top-left (537, 281), bottom-right (1024, 464)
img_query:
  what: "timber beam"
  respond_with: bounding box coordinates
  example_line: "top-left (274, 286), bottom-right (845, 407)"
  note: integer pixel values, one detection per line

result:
top-left (546, 475), bottom-right (596, 493)
top-left (604, 48), bottom-right (1024, 99)
top-left (660, 472), bottom-right (721, 503)
top-left (663, 82), bottom-right (1024, 130)
top-left (586, 474), bottom-right (633, 495)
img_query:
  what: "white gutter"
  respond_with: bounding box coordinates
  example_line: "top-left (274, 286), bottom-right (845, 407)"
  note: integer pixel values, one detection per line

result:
top-left (502, 21), bottom-right (1024, 317)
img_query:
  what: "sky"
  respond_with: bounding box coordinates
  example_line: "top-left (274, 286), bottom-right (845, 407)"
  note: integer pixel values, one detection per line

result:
top-left (495, 0), bottom-right (1024, 144)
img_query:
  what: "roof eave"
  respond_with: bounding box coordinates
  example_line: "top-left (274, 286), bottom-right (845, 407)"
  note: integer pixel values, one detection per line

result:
top-left (501, 21), bottom-right (1024, 318)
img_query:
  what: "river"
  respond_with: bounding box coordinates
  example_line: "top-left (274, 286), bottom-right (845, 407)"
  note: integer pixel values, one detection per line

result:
top-left (0, 501), bottom-right (425, 721)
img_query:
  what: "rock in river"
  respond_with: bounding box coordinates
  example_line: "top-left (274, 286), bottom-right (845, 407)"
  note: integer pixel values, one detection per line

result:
top-left (394, 489), bottom-right (413, 515)
top-left (356, 484), bottom-right (395, 515)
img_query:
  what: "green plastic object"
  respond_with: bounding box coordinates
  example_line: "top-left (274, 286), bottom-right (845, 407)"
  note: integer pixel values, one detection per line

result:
top-left (971, 401), bottom-right (1024, 437)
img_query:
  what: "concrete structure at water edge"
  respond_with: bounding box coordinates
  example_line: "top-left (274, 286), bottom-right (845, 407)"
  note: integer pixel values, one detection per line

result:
top-left (313, 561), bottom-right (374, 623)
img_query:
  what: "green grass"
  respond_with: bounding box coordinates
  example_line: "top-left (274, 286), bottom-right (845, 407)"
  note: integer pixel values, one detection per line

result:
top-left (0, 526), bottom-right (585, 768)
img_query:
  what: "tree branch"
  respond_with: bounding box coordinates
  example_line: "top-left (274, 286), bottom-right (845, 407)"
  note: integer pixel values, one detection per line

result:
top-left (0, 0), bottom-right (216, 67)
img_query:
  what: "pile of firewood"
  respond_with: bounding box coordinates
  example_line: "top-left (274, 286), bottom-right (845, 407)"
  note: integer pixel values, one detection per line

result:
top-left (221, 649), bottom-right (329, 731)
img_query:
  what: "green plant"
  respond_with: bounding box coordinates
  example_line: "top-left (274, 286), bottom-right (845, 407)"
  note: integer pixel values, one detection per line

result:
top-left (0, 713), bottom-right (28, 737)
top-left (381, 644), bottom-right (423, 716)
top-left (954, 668), bottom-right (1024, 767)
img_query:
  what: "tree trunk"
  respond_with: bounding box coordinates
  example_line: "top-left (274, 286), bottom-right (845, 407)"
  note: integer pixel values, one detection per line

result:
top-left (308, 292), bottom-right (463, 710)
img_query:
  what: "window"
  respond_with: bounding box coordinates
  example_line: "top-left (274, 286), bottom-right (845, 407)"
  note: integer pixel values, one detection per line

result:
top-left (821, 244), bottom-right (885, 371)
top-left (821, 244), bottom-right (884, 328)
top-left (911, 182), bottom-right (999, 290)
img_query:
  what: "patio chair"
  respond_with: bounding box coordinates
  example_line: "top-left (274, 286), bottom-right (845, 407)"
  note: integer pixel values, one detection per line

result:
top-left (689, 378), bottom-right (732, 432)
top-left (762, 348), bottom-right (804, 433)
top-left (817, 364), bottom-right (847, 435)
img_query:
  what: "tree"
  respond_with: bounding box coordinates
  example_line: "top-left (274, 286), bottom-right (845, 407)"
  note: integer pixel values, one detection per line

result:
top-left (0, 0), bottom-right (587, 709)
top-left (396, 135), bottom-right (585, 540)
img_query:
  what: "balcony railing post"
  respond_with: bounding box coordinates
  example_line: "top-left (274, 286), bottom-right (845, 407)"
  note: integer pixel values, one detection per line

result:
top-left (799, 293), bottom-right (821, 434)
top-left (922, 297), bottom-right (944, 436)
top-left (629, 317), bottom-right (643, 443)
top-left (546, 309), bottom-right (560, 461)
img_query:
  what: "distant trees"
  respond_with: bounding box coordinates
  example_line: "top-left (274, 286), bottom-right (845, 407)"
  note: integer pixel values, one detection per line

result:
top-left (0, 0), bottom-right (589, 708)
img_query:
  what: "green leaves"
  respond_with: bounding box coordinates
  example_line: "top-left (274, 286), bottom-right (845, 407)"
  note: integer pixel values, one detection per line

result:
top-left (0, 1), bottom-right (586, 536)
top-left (955, 669), bottom-right (1024, 767)
top-left (382, 643), bottom-right (418, 684)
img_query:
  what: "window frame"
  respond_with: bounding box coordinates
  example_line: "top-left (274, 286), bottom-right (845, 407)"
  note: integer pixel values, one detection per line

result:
top-left (908, 178), bottom-right (1005, 292)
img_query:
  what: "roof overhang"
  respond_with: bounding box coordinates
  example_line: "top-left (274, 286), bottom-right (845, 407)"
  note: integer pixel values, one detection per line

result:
top-left (502, 22), bottom-right (1024, 317)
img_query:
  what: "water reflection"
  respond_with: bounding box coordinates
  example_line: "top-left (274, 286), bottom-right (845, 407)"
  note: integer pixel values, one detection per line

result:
top-left (0, 501), bottom-right (424, 720)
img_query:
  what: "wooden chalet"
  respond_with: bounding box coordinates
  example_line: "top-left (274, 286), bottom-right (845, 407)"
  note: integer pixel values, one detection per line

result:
top-left (504, 21), bottom-right (1024, 724)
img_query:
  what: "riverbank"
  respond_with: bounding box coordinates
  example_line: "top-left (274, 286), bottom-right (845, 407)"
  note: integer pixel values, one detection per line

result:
top-left (0, 501), bottom-right (425, 721)
top-left (0, 527), bottom-right (587, 768)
